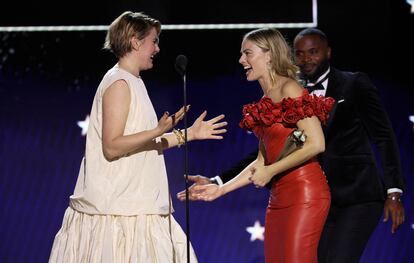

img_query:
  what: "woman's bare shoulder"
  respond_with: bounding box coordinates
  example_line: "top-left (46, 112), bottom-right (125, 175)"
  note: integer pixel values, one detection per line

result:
top-left (281, 79), bottom-right (303, 99)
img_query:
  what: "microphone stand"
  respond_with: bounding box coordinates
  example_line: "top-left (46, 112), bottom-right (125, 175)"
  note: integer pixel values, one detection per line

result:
top-left (182, 72), bottom-right (191, 263)
top-left (175, 54), bottom-right (190, 263)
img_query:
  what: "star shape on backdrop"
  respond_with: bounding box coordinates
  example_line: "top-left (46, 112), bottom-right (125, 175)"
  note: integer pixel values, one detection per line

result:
top-left (77, 115), bottom-right (90, 136)
top-left (246, 220), bottom-right (265, 242)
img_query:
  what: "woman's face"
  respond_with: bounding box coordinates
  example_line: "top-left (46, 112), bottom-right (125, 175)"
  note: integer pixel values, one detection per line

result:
top-left (239, 39), bottom-right (270, 82)
top-left (136, 27), bottom-right (160, 71)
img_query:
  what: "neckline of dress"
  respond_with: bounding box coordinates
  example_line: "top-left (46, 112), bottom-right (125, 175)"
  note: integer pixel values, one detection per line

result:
top-left (115, 64), bottom-right (142, 80)
top-left (261, 89), bottom-right (309, 106)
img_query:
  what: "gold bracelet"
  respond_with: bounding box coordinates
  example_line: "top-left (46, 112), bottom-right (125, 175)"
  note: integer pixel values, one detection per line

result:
top-left (173, 129), bottom-right (185, 147)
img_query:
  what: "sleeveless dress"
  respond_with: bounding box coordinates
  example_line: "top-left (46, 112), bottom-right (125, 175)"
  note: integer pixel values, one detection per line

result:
top-left (49, 64), bottom-right (197, 263)
top-left (240, 90), bottom-right (335, 263)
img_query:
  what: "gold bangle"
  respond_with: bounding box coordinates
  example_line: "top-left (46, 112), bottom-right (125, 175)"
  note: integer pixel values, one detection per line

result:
top-left (173, 129), bottom-right (185, 147)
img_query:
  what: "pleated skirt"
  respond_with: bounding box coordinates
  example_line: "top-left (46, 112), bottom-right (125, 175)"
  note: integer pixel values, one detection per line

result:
top-left (49, 207), bottom-right (197, 263)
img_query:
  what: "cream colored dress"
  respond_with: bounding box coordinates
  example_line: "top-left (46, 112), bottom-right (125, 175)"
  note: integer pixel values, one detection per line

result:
top-left (49, 65), bottom-right (197, 263)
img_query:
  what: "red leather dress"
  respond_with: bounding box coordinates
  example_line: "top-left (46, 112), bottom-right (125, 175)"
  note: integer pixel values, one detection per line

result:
top-left (240, 90), bottom-right (335, 263)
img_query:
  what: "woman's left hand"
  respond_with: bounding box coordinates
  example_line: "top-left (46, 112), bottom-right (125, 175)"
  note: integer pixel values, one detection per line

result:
top-left (189, 111), bottom-right (227, 140)
top-left (249, 165), bottom-right (273, 188)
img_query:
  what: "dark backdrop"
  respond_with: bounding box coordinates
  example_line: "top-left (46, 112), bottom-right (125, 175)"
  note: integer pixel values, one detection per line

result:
top-left (1, 0), bottom-right (413, 262)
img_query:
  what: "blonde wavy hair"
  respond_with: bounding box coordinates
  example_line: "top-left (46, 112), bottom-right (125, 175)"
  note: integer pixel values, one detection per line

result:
top-left (244, 28), bottom-right (298, 84)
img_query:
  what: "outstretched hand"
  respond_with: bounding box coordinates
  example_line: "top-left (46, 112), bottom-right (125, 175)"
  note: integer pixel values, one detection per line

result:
top-left (189, 111), bottom-right (227, 140)
top-left (157, 105), bottom-right (190, 135)
top-left (192, 184), bottom-right (224, 201)
top-left (177, 175), bottom-right (211, 201)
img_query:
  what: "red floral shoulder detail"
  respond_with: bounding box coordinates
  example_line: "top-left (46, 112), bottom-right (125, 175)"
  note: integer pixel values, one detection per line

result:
top-left (239, 89), bottom-right (335, 131)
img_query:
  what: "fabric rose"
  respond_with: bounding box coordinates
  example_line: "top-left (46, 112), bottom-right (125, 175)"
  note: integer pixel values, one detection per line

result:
top-left (256, 97), bottom-right (274, 112)
top-left (281, 97), bottom-right (295, 110)
top-left (259, 112), bottom-right (275, 126)
top-left (239, 89), bottom-right (336, 132)
top-left (312, 95), bottom-right (335, 125)
top-left (323, 97), bottom-right (335, 112)
top-left (282, 108), bottom-right (302, 124)
top-left (242, 103), bottom-right (259, 118)
top-left (240, 113), bottom-right (256, 130)
top-left (271, 107), bottom-right (283, 123)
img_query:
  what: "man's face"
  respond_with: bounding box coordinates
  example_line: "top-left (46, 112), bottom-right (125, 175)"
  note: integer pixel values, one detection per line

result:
top-left (294, 34), bottom-right (331, 81)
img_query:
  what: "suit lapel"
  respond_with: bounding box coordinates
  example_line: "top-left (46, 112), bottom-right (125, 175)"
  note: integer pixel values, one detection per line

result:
top-left (325, 69), bottom-right (343, 100)
top-left (324, 69), bottom-right (343, 132)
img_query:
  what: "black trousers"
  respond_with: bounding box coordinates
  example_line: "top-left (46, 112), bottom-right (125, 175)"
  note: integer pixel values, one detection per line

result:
top-left (318, 201), bottom-right (383, 263)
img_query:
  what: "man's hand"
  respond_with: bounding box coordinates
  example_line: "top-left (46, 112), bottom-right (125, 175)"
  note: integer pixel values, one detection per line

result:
top-left (177, 175), bottom-right (212, 201)
top-left (383, 192), bottom-right (405, 233)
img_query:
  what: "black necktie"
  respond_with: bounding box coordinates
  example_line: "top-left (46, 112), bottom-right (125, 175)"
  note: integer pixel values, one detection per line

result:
top-left (305, 75), bottom-right (329, 93)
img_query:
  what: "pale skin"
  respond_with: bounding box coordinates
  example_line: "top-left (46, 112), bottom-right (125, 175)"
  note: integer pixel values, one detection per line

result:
top-left (186, 39), bottom-right (325, 201)
top-left (102, 27), bottom-right (227, 161)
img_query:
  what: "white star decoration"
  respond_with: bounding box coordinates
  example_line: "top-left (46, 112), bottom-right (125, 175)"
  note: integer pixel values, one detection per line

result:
top-left (410, 116), bottom-right (414, 131)
top-left (246, 220), bottom-right (265, 242)
top-left (77, 115), bottom-right (89, 136)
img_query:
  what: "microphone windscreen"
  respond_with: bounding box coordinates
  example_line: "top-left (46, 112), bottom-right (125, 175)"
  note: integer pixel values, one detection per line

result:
top-left (175, 54), bottom-right (188, 76)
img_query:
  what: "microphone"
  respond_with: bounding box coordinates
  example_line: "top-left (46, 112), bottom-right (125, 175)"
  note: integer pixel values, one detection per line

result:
top-left (175, 54), bottom-right (188, 77)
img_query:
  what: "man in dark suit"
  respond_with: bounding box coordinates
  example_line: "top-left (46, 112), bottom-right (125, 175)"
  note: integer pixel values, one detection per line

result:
top-left (177, 28), bottom-right (405, 263)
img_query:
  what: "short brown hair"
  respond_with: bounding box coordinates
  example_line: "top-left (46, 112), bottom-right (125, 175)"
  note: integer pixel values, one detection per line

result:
top-left (103, 11), bottom-right (161, 58)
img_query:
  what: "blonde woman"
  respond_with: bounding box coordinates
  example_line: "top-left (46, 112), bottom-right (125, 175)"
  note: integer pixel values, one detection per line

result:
top-left (193, 28), bottom-right (334, 263)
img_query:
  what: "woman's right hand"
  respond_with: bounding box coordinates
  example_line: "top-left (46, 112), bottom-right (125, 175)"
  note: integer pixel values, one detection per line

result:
top-left (192, 184), bottom-right (224, 201)
top-left (156, 105), bottom-right (190, 135)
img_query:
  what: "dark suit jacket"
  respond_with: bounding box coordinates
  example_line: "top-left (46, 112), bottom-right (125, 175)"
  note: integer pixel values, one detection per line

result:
top-left (220, 67), bottom-right (405, 206)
